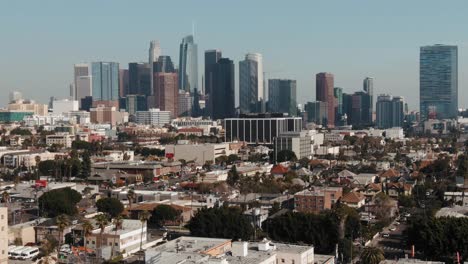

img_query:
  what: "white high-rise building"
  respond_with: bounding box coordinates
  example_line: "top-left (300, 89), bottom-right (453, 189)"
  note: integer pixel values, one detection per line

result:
top-left (363, 77), bottom-right (374, 114)
top-left (74, 64), bottom-right (92, 105)
top-left (136, 108), bottom-right (171, 127)
top-left (52, 99), bottom-right (79, 115)
top-left (239, 53), bottom-right (264, 113)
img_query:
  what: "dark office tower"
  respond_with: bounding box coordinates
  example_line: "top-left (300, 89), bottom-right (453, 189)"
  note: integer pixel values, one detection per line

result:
top-left (154, 72), bottom-right (179, 118)
top-left (420, 45), bottom-right (458, 120)
top-left (239, 53), bottom-right (264, 114)
top-left (179, 35), bottom-right (198, 93)
top-left (268, 79), bottom-right (297, 116)
top-left (126, 94), bottom-right (148, 116)
top-left (211, 58), bottom-right (235, 120)
top-left (342, 93), bottom-right (353, 125)
top-left (316, 73), bottom-right (335, 127)
top-left (363, 77), bottom-right (374, 115)
top-left (334, 87), bottom-right (343, 121)
top-left (154, 56), bottom-right (175, 73)
top-left (128, 63), bottom-right (151, 96)
top-left (376, 95), bottom-right (405, 129)
top-left (91, 62), bottom-right (119, 102)
top-left (119, 69), bottom-right (129, 97)
top-left (305, 101), bottom-right (328, 126)
top-left (350, 91), bottom-right (372, 127)
top-left (204, 49), bottom-right (222, 116)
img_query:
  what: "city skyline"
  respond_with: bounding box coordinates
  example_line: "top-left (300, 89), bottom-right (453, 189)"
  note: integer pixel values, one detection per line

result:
top-left (1, 0), bottom-right (468, 110)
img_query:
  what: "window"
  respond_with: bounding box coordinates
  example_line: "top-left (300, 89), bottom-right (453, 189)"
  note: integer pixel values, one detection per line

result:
top-left (92, 241), bottom-right (95, 245)
top-left (1, 215), bottom-right (3, 220)
top-left (281, 259), bottom-right (285, 263)
top-left (115, 242), bottom-right (118, 246)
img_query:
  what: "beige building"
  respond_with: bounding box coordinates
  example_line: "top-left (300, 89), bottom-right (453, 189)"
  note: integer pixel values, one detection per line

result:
top-left (8, 99), bottom-right (48, 116)
top-left (8, 220), bottom-right (38, 246)
top-left (294, 187), bottom-right (343, 213)
top-left (0, 207), bottom-right (8, 264)
top-left (90, 105), bottom-right (128, 126)
top-left (165, 143), bottom-right (236, 165)
top-left (46, 133), bottom-right (75, 148)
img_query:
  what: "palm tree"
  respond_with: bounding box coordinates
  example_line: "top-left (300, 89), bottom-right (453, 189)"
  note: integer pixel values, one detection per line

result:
top-left (55, 214), bottom-right (70, 252)
top-left (1, 191), bottom-right (10, 204)
top-left (35, 155), bottom-right (41, 180)
top-left (94, 214), bottom-right (109, 259)
top-left (38, 237), bottom-right (57, 264)
top-left (138, 210), bottom-right (151, 251)
top-left (111, 215), bottom-right (123, 259)
top-left (127, 189), bottom-right (136, 208)
top-left (81, 220), bottom-right (94, 255)
top-left (360, 246), bottom-right (385, 264)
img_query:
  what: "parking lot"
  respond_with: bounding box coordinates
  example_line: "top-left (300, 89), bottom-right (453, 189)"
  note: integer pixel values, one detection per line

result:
top-left (376, 219), bottom-right (411, 259)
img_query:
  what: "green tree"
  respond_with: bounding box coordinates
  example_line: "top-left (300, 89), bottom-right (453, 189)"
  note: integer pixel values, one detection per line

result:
top-left (10, 128), bottom-right (32, 136)
top-left (38, 160), bottom-right (56, 176)
top-left (360, 247), bottom-right (385, 264)
top-left (186, 206), bottom-right (254, 241)
top-left (276, 150), bottom-right (297, 163)
top-left (150, 205), bottom-right (182, 227)
top-left (80, 151), bottom-right (91, 179)
top-left (96, 197), bottom-right (124, 218)
top-left (226, 165), bottom-right (240, 187)
top-left (38, 188), bottom-right (82, 217)
top-left (111, 215), bottom-right (123, 259)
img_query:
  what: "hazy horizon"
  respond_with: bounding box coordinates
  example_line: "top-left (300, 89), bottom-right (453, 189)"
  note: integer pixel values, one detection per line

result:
top-left (1, 0), bottom-right (467, 111)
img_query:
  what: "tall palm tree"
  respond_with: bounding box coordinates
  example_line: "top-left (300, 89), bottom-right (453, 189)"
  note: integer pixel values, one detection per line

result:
top-left (81, 220), bottom-right (94, 254)
top-left (111, 215), bottom-right (123, 259)
top-left (360, 246), bottom-right (385, 264)
top-left (127, 189), bottom-right (136, 208)
top-left (138, 210), bottom-right (151, 251)
top-left (35, 155), bottom-right (41, 180)
top-left (94, 214), bottom-right (109, 259)
top-left (56, 214), bottom-right (70, 252)
top-left (1, 191), bottom-right (10, 204)
top-left (38, 237), bottom-right (57, 264)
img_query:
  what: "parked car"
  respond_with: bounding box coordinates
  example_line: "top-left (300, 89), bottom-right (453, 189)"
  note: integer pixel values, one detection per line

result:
top-left (389, 227), bottom-right (396, 231)
top-left (381, 233), bottom-right (390, 238)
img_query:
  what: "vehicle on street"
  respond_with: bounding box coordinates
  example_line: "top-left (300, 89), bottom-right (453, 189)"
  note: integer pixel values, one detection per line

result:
top-left (389, 227), bottom-right (396, 231)
top-left (381, 233), bottom-right (390, 238)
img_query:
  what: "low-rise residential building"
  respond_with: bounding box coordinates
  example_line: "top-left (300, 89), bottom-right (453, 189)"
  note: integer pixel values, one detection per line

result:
top-left (341, 191), bottom-right (366, 208)
top-left (84, 219), bottom-right (146, 257)
top-left (165, 143), bottom-right (235, 165)
top-left (177, 127), bottom-right (204, 137)
top-left (294, 187), bottom-right (343, 213)
top-left (144, 236), bottom-right (332, 264)
top-left (46, 133), bottom-right (75, 148)
top-left (3, 150), bottom-right (57, 168)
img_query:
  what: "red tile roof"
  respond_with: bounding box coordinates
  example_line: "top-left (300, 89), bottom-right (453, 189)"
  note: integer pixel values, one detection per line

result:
top-left (341, 192), bottom-right (365, 204)
top-left (271, 164), bottom-right (288, 174)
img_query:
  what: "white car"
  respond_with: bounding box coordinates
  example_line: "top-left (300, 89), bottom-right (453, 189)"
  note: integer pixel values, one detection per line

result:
top-left (389, 227), bottom-right (396, 231)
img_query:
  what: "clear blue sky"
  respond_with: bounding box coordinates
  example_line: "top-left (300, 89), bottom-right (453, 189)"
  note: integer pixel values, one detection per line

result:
top-left (1, 0), bottom-right (467, 110)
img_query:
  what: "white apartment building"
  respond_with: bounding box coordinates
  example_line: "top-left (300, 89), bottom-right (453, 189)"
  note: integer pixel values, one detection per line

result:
top-left (165, 143), bottom-right (234, 165)
top-left (3, 151), bottom-right (57, 168)
top-left (85, 219), bottom-right (146, 256)
top-left (52, 99), bottom-right (79, 115)
top-left (46, 133), bottom-right (75, 148)
top-left (0, 207), bottom-right (8, 264)
top-left (136, 108), bottom-right (171, 127)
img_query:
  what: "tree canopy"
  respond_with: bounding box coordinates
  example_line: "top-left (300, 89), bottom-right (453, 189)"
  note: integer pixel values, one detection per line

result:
top-left (149, 204), bottom-right (182, 227)
top-left (38, 188), bottom-right (82, 217)
top-left (276, 150), bottom-right (297, 163)
top-left (186, 206), bottom-right (253, 241)
top-left (96, 197), bottom-right (124, 218)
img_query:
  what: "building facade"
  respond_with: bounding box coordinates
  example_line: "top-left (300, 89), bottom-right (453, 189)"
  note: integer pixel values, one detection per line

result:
top-left (153, 55), bottom-right (175, 73)
top-left (316, 73), bottom-right (335, 127)
top-left (420, 44), bottom-right (458, 120)
top-left (211, 58), bottom-right (235, 120)
top-left (91, 62), bottom-right (119, 102)
top-left (294, 187), bottom-right (343, 213)
top-left (153, 72), bottom-right (178, 118)
top-left (305, 101), bottom-right (328, 126)
top-left (268, 79), bottom-right (297, 117)
top-left (179, 35), bottom-right (198, 93)
top-left (135, 108), bottom-right (171, 127)
top-left (274, 131), bottom-right (311, 161)
top-left (224, 114), bottom-right (302, 144)
top-left (239, 53), bottom-right (264, 114)
top-left (128, 62), bottom-right (151, 96)
top-left (204, 49), bottom-right (222, 116)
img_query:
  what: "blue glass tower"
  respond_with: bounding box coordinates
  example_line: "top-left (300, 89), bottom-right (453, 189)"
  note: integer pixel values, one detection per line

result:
top-left (91, 62), bottom-right (119, 101)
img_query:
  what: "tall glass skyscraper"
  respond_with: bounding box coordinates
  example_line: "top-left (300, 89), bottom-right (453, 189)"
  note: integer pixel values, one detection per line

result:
top-left (376, 94), bottom-right (404, 129)
top-left (154, 56), bottom-right (175, 73)
top-left (420, 44), bottom-right (458, 120)
top-left (363, 77), bottom-right (374, 119)
top-left (239, 53), bottom-right (264, 113)
top-left (179, 35), bottom-right (198, 93)
top-left (334, 87), bottom-right (343, 120)
top-left (316, 73), bottom-right (335, 127)
top-left (268, 79), bottom-right (297, 117)
top-left (91, 62), bottom-right (119, 102)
